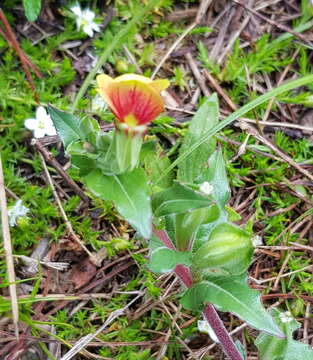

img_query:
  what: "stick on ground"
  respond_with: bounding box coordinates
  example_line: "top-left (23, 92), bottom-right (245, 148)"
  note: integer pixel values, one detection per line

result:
top-left (0, 153), bottom-right (19, 338)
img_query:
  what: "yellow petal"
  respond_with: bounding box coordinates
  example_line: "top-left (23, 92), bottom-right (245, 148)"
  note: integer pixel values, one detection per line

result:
top-left (150, 79), bottom-right (170, 92)
top-left (96, 74), bottom-right (113, 90)
top-left (114, 74), bottom-right (153, 84)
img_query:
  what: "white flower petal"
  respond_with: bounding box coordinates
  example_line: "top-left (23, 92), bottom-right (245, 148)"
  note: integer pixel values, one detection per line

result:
top-left (197, 320), bottom-right (219, 343)
top-left (83, 24), bottom-right (94, 37)
top-left (24, 118), bottom-right (38, 130)
top-left (279, 311), bottom-right (293, 323)
top-left (91, 22), bottom-right (100, 32)
top-left (199, 181), bottom-right (213, 195)
top-left (9, 215), bottom-right (17, 227)
top-left (33, 127), bottom-right (47, 138)
top-left (75, 17), bottom-right (82, 30)
top-left (83, 9), bottom-right (95, 21)
top-left (8, 200), bottom-right (29, 227)
top-left (36, 106), bottom-right (48, 120)
top-left (252, 235), bottom-right (263, 247)
top-left (70, 5), bottom-right (82, 16)
top-left (45, 122), bottom-right (57, 136)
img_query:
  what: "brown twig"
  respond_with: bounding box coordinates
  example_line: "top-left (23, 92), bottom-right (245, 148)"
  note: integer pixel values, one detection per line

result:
top-left (33, 139), bottom-right (89, 203)
top-left (0, 8), bottom-right (42, 100)
top-left (195, 0), bottom-right (213, 24)
top-left (232, 0), bottom-right (313, 47)
top-left (185, 52), bottom-right (210, 96)
top-left (151, 22), bottom-right (197, 79)
top-left (204, 70), bottom-right (238, 111)
top-left (261, 48), bottom-right (300, 126)
top-left (240, 122), bottom-right (313, 183)
top-left (38, 151), bottom-right (101, 266)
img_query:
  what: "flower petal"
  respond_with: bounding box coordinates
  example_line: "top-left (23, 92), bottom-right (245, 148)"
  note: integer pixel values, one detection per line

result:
top-left (70, 5), bottom-right (82, 16)
top-left (33, 127), bottom-right (46, 138)
top-left (97, 73), bottom-right (169, 126)
top-left (104, 80), bottom-right (165, 125)
top-left (83, 9), bottom-right (95, 21)
top-left (45, 120), bottom-right (57, 135)
top-left (97, 74), bottom-right (118, 113)
top-left (36, 106), bottom-right (47, 120)
top-left (24, 118), bottom-right (38, 130)
top-left (83, 24), bottom-right (94, 37)
top-left (91, 22), bottom-right (100, 32)
top-left (150, 79), bottom-right (170, 92)
top-left (114, 74), bottom-right (153, 84)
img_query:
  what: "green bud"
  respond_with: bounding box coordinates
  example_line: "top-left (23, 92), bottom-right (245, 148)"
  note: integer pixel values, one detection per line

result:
top-left (175, 205), bottom-right (220, 251)
top-left (192, 223), bottom-right (253, 275)
top-left (115, 60), bottom-right (129, 74)
top-left (113, 129), bottom-right (143, 173)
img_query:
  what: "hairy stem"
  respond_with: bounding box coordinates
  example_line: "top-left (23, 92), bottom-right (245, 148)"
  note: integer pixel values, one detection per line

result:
top-left (153, 228), bottom-right (243, 360)
top-left (203, 304), bottom-right (243, 360)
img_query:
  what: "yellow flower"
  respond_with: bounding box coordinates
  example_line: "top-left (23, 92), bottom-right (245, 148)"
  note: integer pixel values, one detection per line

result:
top-left (97, 74), bottom-right (169, 127)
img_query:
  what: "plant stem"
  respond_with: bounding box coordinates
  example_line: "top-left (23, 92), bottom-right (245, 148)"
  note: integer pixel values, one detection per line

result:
top-left (153, 228), bottom-right (244, 360)
top-left (203, 304), bottom-right (243, 360)
top-left (174, 264), bottom-right (193, 288)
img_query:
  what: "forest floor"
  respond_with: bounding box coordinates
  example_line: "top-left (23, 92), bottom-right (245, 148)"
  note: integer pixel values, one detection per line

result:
top-left (0, 0), bottom-right (313, 359)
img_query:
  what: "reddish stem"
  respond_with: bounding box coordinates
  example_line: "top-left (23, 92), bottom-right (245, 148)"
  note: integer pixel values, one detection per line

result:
top-left (203, 304), bottom-right (243, 360)
top-left (153, 225), bottom-right (175, 249)
top-left (153, 228), bottom-right (244, 360)
top-left (174, 264), bottom-right (193, 287)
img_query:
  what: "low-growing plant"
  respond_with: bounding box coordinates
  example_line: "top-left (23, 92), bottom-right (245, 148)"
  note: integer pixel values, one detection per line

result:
top-left (48, 73), bottom-right (313, 359)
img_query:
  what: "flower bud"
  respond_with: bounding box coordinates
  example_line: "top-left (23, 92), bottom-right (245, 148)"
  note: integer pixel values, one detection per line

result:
top-left (115, 60), bottom-right (129, 74)
top-left (192, 223), bottom-right (253, 275)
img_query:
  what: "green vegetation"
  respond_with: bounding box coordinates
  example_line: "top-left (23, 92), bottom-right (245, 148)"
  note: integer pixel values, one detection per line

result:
top-left (1, 0), bottom-right (313, 358)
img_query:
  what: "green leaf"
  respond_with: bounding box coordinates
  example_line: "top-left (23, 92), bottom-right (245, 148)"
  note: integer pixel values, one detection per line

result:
top-left (84, 168), bottom-right (151, 238)
top-left (200, 149), bottom-right (230, 207)
top-left (181, 274), bottom-right (283, 337)
top-left (148, 246), bottom-right (192, 273)
top-left (177, 94), bottom-right (218, 183)
top-left (157, 74), bottom-right (313, 184)
top-left (193, 210), bottom-right (227, 252)
top-left (143, 142), bottom-right (173, 189)
top-left (79, 116), bottom-right (101, 145)
top-left (152, 182), bottom-right (212, 217)
top-left (256, 308), bottom-right (313, 360)
top-left (23, 0), bottom-right (41, 22)
top-left (48, 106), bottom-right (82, 147)
top-left (67, 141), bottom-right (98, 176)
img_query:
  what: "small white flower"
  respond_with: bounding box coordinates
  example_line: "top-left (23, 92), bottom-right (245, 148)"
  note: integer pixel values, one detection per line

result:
top-left (91, 94), bottom-right (107, 112)
top-left (279, 311), bottom-right (293, 324)
top-left (197, 320), bottom-right (219, 343)
top-left (70, 4), bottom-right (100, 37)
top-left (252, 235), bottom-right (263, 247)
top-left (8, 200), bottom-right (29, 227)
top-left (199, 181), bottom-right (213, 196)
top-left (24, 106), bottom-right (56, 138)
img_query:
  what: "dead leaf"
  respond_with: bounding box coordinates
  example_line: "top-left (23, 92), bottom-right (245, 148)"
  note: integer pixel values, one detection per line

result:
top-left (70, 257), bottom-right (97, 289)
